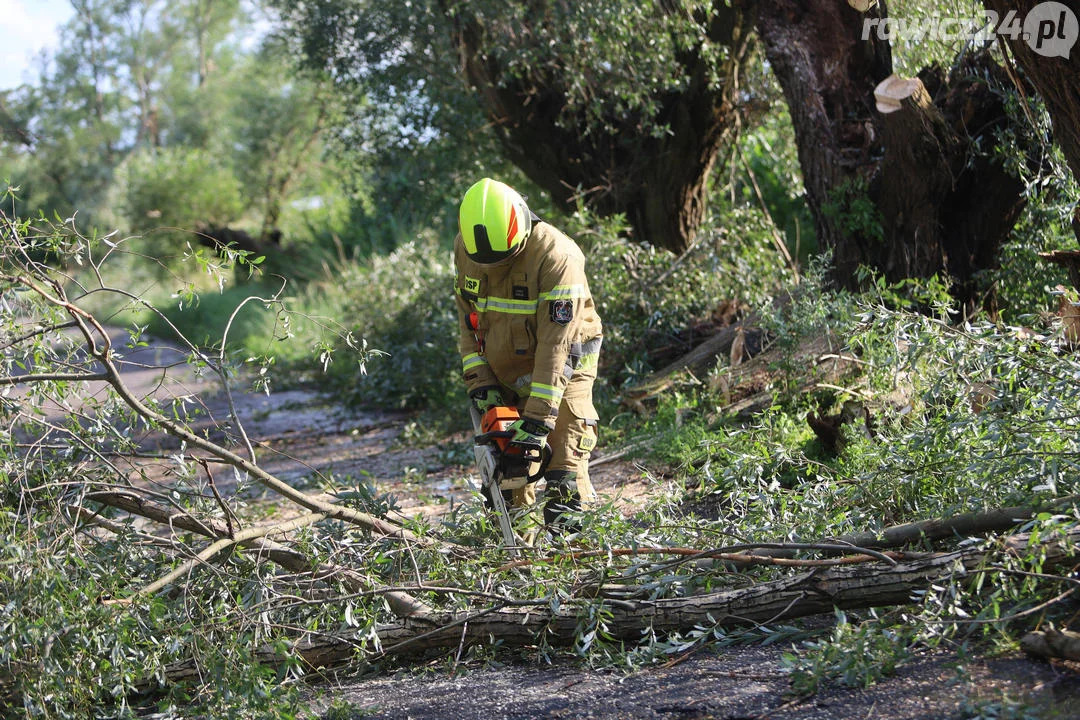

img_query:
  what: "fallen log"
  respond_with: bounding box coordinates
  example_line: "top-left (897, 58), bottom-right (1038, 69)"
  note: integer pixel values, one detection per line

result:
top-left (1021, 628), bottom-right (1080, 662)
top-left (621, 321), bottom-right (757, 406)
top-left (153, 526), bottom-right (1080, 681)
top-left (827, 499), bottom-right (1080, 551)
top-left (622, 330), bottom-right (859, 420)
top-left (729, 497), bottom-right (1080, 564)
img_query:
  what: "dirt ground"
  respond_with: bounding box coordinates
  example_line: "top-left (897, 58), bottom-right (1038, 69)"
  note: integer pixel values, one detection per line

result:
top-left (103, 332), bottom-right (1080, 719)
top-left (303, 645), bottom-right (1080, 720)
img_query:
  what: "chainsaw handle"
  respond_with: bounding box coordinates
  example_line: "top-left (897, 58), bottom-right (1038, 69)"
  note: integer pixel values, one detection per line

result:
top-left (469, 405), bottom-right (550, 483)
top-left (474, 432), bottom-right (551, 482)
top-left (528, 443), bottom-right (552, 483)
top-left (473, 430), bottom-right (514, 445)
top-left (474, 431), bottom-right (548, 464)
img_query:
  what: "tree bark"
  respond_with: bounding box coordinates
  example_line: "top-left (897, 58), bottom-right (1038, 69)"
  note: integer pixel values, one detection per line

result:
top-left (752, 0), bottom-right (890, 276)
top-left (983, 1), bottom-right (1080, 184)
top-left (754, 0), bottom-right (1029, 310)
top-left (1022, 628), bottom-right (1080, 662)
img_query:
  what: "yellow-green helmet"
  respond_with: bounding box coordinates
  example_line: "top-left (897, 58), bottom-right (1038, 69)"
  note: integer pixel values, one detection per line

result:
top-left (459, 178), bottom-right (532, 263)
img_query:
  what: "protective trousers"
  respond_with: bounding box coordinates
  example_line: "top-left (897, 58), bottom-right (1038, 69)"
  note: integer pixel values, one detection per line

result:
top-left (507, 360), bottom-right (599, 523)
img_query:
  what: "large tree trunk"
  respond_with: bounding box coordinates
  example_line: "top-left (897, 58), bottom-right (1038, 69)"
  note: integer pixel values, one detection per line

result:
top-left (983, 0), bottom-right (1080, 241)
top-left (448, 3), bottom-right (756, 253)
top-left (754, 0), bottom-right (1029, 309)
top-left (152, 525), bottom-right (1080, 680)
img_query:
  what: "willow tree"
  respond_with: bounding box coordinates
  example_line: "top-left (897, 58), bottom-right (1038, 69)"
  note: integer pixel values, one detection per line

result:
top-left (273, 0), bottom-right (760, 253)
top-left (0, 0), bottom-right (246, 222)
top-left (753, 0), bottom-right (1039, 309)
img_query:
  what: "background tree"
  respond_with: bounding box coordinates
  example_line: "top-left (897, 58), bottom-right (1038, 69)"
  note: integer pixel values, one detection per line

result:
top-left (0, 0), bottom-right (130, 218)
top-left (273, 0), bottom-right (763, 253)
top-left (274, 0), bottom-right (1073, 309)
top-left (983, 0), bottom-right (1080, 241)
top-left (223, 39), bottom-right (342, 244)
top-left (0, 0), bottom-right (240, 222)
top-left (443, 0), bottom-right (760, 252)
top-left (186, 0), bottom-right (243, 86)
top-left (0, 0), bottom-right (362, 276)
top-left (753, 0), bottom-right (1037, 309)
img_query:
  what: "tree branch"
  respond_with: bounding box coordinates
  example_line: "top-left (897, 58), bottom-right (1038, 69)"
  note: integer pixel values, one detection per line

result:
top-left (85, 490), bottom-right (432, 618)
top-left (12, 272), bottom-right (430, 547)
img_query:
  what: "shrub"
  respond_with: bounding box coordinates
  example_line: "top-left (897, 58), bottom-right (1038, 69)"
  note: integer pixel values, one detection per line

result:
top-left (321, 234), bottom-right (461, 412)
top-left (118, 147), bottom-right (245, 255)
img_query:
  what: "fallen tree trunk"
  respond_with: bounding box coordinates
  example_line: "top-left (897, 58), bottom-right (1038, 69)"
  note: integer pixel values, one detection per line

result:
top-left (621, 321), bottom-right (758, 406)
top-left (718, 499), bottom-right (1080, 570)
top-left (1022, 628), bottom-right (1080, 662)
top-left (825, 499), bottom-right (1080, 551)
top-left (154, 526), bottom-right (1080, 681)
top-left (624, 332), bottom-right (858, 422)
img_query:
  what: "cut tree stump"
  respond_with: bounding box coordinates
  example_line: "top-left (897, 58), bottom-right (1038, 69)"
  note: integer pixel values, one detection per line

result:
top-left (873, 75), bottom-right (927, 114)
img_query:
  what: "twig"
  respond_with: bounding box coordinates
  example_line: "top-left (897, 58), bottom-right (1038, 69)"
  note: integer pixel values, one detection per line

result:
top-left (85, 489), bottom-right (433, 618)
top-left (0, 371), bottom-right (109, 386)
top-left (752, 694), bottom-right (812, 720)
top-left (197, 457), bottom-right (239, 537)
top-left (66, 504), bottom-right (178, 551)
top-left (216, 284), bottom-right (290, 464)
top-left (14, 270), bottom-right (428, 545)
top-left (813, 382), bottom-right (875, 401)
top-left (738, 147), bottom-right (799, 281)
top-left (588, 439), bottom-right (651, 468)
top-left (452, 621), bottom-right (469, 673)
top-left (0, 319), bottom-right (79, 351)
top-left (653, 233), bottom-right (704, 286)
top-left (950, 587), bottom-right (1075, 626)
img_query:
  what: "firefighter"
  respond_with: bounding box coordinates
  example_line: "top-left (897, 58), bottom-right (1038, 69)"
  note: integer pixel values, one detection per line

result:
top-left (454, 178), bottom-right (603, 527)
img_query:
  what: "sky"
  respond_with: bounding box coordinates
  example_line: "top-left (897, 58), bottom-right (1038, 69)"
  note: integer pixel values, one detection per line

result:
top-left (0, 0), bottom-right (75, 91)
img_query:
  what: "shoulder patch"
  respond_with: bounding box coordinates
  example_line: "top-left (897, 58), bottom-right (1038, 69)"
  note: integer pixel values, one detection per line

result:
top-left (463, 275), bottom-right (481, 295)
top-left (550, 299), bottom-right (574, 326)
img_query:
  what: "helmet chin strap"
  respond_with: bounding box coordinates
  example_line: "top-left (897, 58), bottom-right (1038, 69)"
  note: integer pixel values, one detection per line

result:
top-left (474, 230), bottom-right (531, 266)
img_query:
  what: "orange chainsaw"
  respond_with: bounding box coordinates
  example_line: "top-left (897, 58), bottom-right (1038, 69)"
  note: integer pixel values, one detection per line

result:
top-left (469, 404), bottom-right (550, 556)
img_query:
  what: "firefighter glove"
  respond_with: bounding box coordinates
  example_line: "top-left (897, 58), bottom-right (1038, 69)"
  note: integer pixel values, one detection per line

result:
top-left (470, 387), bottom-right (505, 414)
top-left (508, 417), bottom-right (550, 452)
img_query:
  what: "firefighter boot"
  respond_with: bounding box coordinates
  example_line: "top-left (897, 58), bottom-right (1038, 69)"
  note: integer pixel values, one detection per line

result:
top-left (543, 469), bottom-right (584, 533)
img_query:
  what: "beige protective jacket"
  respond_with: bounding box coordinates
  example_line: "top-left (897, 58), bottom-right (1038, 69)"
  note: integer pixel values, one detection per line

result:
top-left (454, 221), bottom-right (602, 427)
